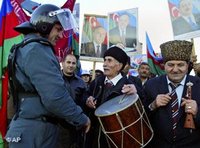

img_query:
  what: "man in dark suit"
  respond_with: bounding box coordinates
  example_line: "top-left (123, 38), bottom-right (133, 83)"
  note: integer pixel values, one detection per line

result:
top-left (59, 54), bottom-right (88, 148)
top-left (172, 0), bottom-right (200, 36)
top-left (143, 40), bottom-right (200, 148)
top-left (85, 46), bottom-right (138, 148)
top-left (109, 13), bottom-right (137, 49)
top-left (81, 26), bottom-right (107, 58)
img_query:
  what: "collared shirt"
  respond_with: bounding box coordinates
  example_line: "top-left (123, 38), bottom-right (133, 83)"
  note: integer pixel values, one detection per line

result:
top-left (142, 78), bottom-right (148, 86)
top-left (105, 73), bottom-right (123, 86)
top-left (137, 76), bottom-right (148, 86)
top-left (119, 27), bottom-right (126, 37)
top-left (166, 75), bottom-right (187, 106)
top-left (182, 15), bottom-right (197, 25)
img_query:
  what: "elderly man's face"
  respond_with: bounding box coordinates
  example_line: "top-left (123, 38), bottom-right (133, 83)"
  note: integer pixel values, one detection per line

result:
top-left (165, 60), bottom-right (188, 84)
top-left (118, 14), bottom-right (129, 30)
top-left (103, 56), bottom-right (122, 79)
top-left (179, 0), bottom-right (193, 17)
top-left (93, 27), bottom-right (106, 44)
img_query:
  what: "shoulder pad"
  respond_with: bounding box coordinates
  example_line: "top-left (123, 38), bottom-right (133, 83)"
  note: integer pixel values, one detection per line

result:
top-left (22, 38), bottom-right (55, 53)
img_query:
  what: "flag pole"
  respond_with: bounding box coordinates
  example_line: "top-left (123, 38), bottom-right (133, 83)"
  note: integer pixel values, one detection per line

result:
top-left (191, 38), bottom-right (196, 56)
top-left (92, 61), bottom-right (96, 80)
top-left (191, 38), bottom-right (197, 75)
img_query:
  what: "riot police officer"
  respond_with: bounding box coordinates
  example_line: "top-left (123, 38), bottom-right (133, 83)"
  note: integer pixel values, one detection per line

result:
top-left (6, 4), bottom-right (90, 148)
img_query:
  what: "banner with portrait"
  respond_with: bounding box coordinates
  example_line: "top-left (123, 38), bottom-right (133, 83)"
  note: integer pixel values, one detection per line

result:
top-left (108, 8), bottom-right (138, 53)
top-left (80, 14), bottom-right (108, 60)
top-left (168, 0), bottom-right (200, 40)
top-left (128, 54), bottom-right (147, 76)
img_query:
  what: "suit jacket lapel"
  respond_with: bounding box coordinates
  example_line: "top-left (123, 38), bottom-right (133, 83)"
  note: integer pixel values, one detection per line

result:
top-left (160, 76), bottom-right (174, 119)
top-left (87, 42), bottom-right (95, 56)
top-left (160, 75), bottom-right (191, 122)
top-left (103, 76), bottom-right (127, 102)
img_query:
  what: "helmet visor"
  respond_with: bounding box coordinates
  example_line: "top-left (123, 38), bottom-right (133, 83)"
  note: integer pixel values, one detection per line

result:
top-left (49, 8), bottom-right (78, 32)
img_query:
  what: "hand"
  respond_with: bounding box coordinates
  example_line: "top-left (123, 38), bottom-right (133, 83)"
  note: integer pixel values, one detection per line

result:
top-left (122, 84), bottom-right (137, 95)
top-left (181, 98), bottom-right (198, 116)
top-left (154, 94), bottom-right (171, 109)
top-left (86, 96), bottom-right (97, 109)
top-left (116, 43), bottom-right (125, 49)
top-left (83, 117), bottom-right (91, 133)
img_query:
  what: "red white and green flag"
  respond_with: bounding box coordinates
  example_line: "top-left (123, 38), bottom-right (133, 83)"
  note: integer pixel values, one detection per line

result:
top-left (0, 0), bottom-right (79, 146)
top-left (54, 0), bottom-right (79, 61)
top-left (0, 0), bottom-right (28, 146)
top-left (15, 0), bottom-right (79, 62)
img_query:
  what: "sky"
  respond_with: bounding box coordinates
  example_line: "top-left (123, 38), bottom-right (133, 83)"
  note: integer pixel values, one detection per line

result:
top-left (32, 0), bottom-right (174, 71)
top-left (33, 0), bottom-right (174, 53)
top-left (1, 0), bottom-right (200, 71)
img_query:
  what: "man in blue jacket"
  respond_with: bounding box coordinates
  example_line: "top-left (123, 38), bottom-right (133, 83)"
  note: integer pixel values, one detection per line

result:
top-left (85, 46), bottom-right (138, 148)
top-left (6, 4), bottom-right (90, 148)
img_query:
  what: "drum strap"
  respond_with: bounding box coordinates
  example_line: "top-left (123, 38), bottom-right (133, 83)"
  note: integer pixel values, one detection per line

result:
top-left (101, 89), bottom-right (110, 104)
top-left (97, 126), bottom-right (111, 148)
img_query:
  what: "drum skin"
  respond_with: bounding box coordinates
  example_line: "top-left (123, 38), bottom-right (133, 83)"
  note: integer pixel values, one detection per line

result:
top-left (95, 94), bottom-right (153, 148)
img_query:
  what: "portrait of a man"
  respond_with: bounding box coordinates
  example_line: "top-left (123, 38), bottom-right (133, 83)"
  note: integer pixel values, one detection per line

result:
top-left (81, 26), bottom-right (107, 57)
top-left (169, 0), bottom-right (200, 38)
top-left (109, 9), bottom-right (138, 51)
top-left (80, 15), bottom-right (108, 58)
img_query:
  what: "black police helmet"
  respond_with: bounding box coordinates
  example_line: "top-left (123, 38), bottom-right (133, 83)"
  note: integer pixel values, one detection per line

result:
top-left (14, 21), bottom-right (36, 35)
top-left (30, 4), bottom-right (60, 35)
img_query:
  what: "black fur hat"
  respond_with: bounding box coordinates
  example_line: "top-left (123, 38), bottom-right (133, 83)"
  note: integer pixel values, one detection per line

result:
top-left (103, 46), bottom-right (128, 70)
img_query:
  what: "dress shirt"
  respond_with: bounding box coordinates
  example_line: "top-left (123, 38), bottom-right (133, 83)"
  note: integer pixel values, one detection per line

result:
top-left (167, 75), bottom-right (186, 106)
top-left (104, 73), bottom-right (123, 86)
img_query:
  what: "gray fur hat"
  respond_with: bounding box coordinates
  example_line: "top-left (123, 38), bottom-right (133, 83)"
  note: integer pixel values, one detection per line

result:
top-left (160, 40), bottom-right (192, 62)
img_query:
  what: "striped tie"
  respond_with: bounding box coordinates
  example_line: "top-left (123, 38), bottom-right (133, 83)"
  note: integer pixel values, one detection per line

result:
top-left (105, 80), bottom-right (113, 88)
top-left (169, 83), bottom-right (179, 138)
top-left (188, 17), bottom-right (198, 30)
top-left (121, 30), bottom-right (126, 46)
top-left (96, 45), bottom-right (100, 57)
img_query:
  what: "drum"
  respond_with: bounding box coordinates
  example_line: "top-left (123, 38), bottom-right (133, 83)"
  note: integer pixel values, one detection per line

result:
top-left (95, 94), bottom-right (153, 148)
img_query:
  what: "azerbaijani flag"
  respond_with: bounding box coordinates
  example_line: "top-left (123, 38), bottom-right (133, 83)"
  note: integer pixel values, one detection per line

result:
top-left (146, 33), bottom-right (165, 76)
top-left (0, 134), bottom-right (3, 148)
top-left (0, 0), bottom-right (28, 146)
top-left (16, 0), bottom-right (79, 62)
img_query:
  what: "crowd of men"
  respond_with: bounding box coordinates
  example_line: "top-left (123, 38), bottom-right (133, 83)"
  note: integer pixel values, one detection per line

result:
top-left (4, 3), bottom-right (200, 148)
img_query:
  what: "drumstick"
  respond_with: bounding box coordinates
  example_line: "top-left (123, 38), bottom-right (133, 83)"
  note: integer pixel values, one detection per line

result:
top-left (118, 94), bottom-right (127, 104)
top-left (95, 86), bottom-right (102, 99)
top-left (94, 86), bottom-right (103, 104)
top-left (82, 132), bottom-right (86, 148)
